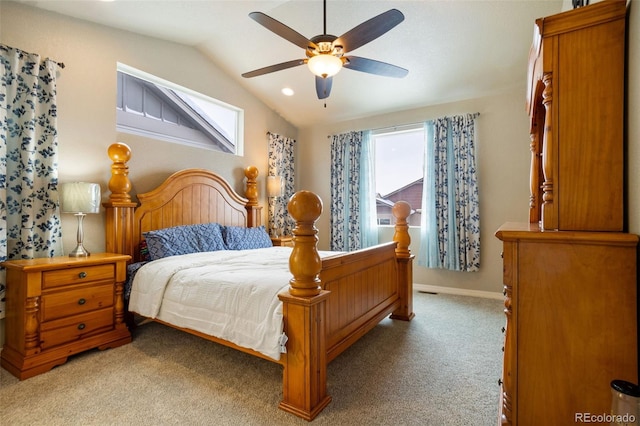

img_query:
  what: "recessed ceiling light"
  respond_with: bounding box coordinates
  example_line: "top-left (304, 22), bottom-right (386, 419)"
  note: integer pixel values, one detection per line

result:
top-left (281, 87), bottom-right (294, 96)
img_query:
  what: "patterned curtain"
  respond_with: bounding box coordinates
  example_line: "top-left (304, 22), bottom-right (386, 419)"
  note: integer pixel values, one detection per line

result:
top-left (0, 45), bottom-right (64, 319)
top-left (329, 130), bottom-right (378, 251)
top-left (267, 132), bottom-right (296, 237)
top-left (419, 113), bottom-right (480, 271)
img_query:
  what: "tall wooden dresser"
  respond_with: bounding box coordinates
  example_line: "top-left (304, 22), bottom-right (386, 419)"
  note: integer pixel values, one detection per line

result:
top-left (495, 1), bottom-right (638, 425)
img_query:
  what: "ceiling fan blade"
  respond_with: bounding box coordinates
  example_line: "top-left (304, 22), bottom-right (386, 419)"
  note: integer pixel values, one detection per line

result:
top-left (343, 56), bottom-right (408, 78)
top-left (315, 76), bottom-right (333, 99)
top-left (249, 12), bottom-right (316, 50)
top-left (334, 9), bottom-right (404, 53)
top-left (242, 59), bottom-right (305, 78)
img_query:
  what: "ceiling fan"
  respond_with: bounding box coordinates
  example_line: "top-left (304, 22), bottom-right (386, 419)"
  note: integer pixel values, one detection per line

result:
top-left (241, 0), bottom-right (408, 100)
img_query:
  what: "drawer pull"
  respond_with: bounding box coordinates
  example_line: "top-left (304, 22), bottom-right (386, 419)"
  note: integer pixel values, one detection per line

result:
top-left (77, 323), bottom-right (86, 330)
top-left (501, 326), bottom-right (506, 333)
top-left (78, 271), bottom-right (87, 279)
top-left (498, 379), bottom-right (503, 386)
top-left (78, 298), bottom-right (86, 305)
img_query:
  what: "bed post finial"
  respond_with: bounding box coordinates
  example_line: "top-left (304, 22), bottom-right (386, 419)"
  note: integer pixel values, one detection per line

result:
top-left (244, 166), bottom-right (261, 227)
top-left (390, 200), bottom-right (415, 321)
top-left (244, 166), bottom-right (258, 205)
top-left (392, 201), bottom-right (411, 257)
top-left (104, 143), bottom-right (137, 259)
top-left (286, 190), bottom-right (323, 297)
top-left (107, 142), bottom-right (132, 203)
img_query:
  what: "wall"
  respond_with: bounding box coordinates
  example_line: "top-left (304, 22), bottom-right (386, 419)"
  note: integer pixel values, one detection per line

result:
top-left (0, 1), bottom-right (298, 256)
top-left (298, 92), bottom-right (529, 297)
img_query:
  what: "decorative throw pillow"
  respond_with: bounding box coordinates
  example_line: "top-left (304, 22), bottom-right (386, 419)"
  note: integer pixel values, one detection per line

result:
top-left (143, 222), bottom-right (226, 260)
top-left (223, 225), bottom-right (273, 250)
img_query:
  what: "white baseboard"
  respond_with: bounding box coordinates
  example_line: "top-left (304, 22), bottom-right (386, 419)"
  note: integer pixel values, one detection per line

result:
top-left (414, 283), bottom-right (503, 300)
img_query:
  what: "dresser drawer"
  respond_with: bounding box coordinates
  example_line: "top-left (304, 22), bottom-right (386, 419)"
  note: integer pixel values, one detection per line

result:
top-left (40, 308), bottom-right (114, 350)
top-left (42, 264), bottom-right (114, 289)
top-left (41, 283), bottom-right (114, 322)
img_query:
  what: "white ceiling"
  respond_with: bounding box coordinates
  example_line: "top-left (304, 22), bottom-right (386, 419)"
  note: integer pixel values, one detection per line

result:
top-left (17, 0), bottom-right (565, 128)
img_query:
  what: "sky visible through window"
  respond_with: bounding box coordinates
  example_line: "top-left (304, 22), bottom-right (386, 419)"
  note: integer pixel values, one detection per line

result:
top-left (374, 129), bottom-right (425, 196)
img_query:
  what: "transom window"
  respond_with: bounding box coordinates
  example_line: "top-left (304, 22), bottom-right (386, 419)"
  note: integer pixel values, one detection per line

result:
top-left (116, 64), bottom-right (243, 155)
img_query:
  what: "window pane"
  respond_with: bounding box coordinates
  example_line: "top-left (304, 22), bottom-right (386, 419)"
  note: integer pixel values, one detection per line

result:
top-left (373, 127), bottom-right (424, 226)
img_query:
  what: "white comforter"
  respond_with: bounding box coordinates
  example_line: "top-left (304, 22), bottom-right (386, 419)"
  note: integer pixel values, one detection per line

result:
top-left (129, 247), bottom-right (330, 361)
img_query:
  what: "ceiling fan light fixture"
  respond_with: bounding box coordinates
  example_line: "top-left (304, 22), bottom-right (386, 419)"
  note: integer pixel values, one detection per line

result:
top-left (307, 54), bottom-right (342, 78)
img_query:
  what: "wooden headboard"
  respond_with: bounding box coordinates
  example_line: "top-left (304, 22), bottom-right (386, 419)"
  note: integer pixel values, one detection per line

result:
top-left (103, 143), bottom-right (262, 262)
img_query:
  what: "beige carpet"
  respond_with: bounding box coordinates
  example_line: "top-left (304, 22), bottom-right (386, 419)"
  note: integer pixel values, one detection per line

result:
top-left (0, 292), bottom-right (503, 425)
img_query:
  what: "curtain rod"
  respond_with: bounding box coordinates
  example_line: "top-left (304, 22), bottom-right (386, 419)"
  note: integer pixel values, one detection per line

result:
top-left (46, 57), bottom-right (64, 69)
top-left (1, 45), bottom-right (65, 69)
top-left (50, 59), bottom-right (65, 69)
top-left (326, 112), bottom-right (480, 138)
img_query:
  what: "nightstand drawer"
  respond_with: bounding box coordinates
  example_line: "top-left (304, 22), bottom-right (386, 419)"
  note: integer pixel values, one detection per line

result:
top-left (41, 283), bottom-right (114, 322)
top-left (40, 308), bottom-right (114, 350)
top-left (42, 264), bottom-right (115, 289)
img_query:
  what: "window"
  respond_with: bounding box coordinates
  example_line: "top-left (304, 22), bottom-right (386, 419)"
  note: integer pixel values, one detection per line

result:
top-left (116, 64), bottom-right (243, 155)
top-left (373, 125), bottom-right (425, 226)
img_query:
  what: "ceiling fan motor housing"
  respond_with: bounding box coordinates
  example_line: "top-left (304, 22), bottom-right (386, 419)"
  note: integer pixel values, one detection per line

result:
top-left (307, 34), bottom-right (343, 58)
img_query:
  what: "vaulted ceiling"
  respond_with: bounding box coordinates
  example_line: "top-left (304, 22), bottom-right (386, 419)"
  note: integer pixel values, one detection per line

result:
top-left (17, 0), bottom-right (565, 128)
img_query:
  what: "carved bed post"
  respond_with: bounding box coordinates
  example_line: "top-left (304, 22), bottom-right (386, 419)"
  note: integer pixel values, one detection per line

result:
top-left (390, 201), bottom-right (415, 321)
top-left (243, 166), bottom-right (262, 228)
top-left (103, 143), bottom-right (137, 260)
top-left (278, 190), bottom-right (332, 421)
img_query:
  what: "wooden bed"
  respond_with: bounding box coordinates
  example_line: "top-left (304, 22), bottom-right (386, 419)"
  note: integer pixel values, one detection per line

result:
top-left (103, 142), bottom-right (415, 421)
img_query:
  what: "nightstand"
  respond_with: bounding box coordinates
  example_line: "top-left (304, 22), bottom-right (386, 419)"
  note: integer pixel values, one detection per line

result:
top-left (271, 236), bottom-right (294, 247)
top-left (0, 253), bottom-right (132, 380)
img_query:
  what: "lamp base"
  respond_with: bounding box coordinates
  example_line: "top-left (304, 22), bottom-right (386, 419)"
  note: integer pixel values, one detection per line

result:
top-left (68, 244), bottom-right (90, 257)
top-left (69, 213), bottom-right (90, 257)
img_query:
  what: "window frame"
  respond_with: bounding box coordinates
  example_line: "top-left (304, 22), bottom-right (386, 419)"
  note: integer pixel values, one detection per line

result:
top-left (116, 63), bottom-right (244, 156)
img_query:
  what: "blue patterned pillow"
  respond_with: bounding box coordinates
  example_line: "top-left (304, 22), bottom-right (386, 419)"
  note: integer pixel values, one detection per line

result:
top-left (143, 222), bottom-right (226, 260)
top-left (223, 225), bottom-right (272, 250)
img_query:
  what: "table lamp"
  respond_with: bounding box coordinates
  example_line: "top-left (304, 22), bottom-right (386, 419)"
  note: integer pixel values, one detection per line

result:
top-left (60, 182), bottom-right (101, 257)
top-left (266, 175), bottom-right (282, 237)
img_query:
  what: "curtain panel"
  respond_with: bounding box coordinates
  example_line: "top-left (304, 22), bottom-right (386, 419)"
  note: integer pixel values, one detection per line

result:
top-left (329, 130), bottom-right (378, 251)
top-left (267, 132), bottom-right (296, 237)
top-left (0, 45), bottom-right (64, 319)
top-left (419, 113), bottom-right (480, 271)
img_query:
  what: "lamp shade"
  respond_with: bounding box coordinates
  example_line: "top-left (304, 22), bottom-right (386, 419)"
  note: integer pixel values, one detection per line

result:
top-left (60, 182), bottom-right (101, 214)
top-left (307, 54), bottom-right (343, 78)
top-left (267, 176), bottom-right (282, 198)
